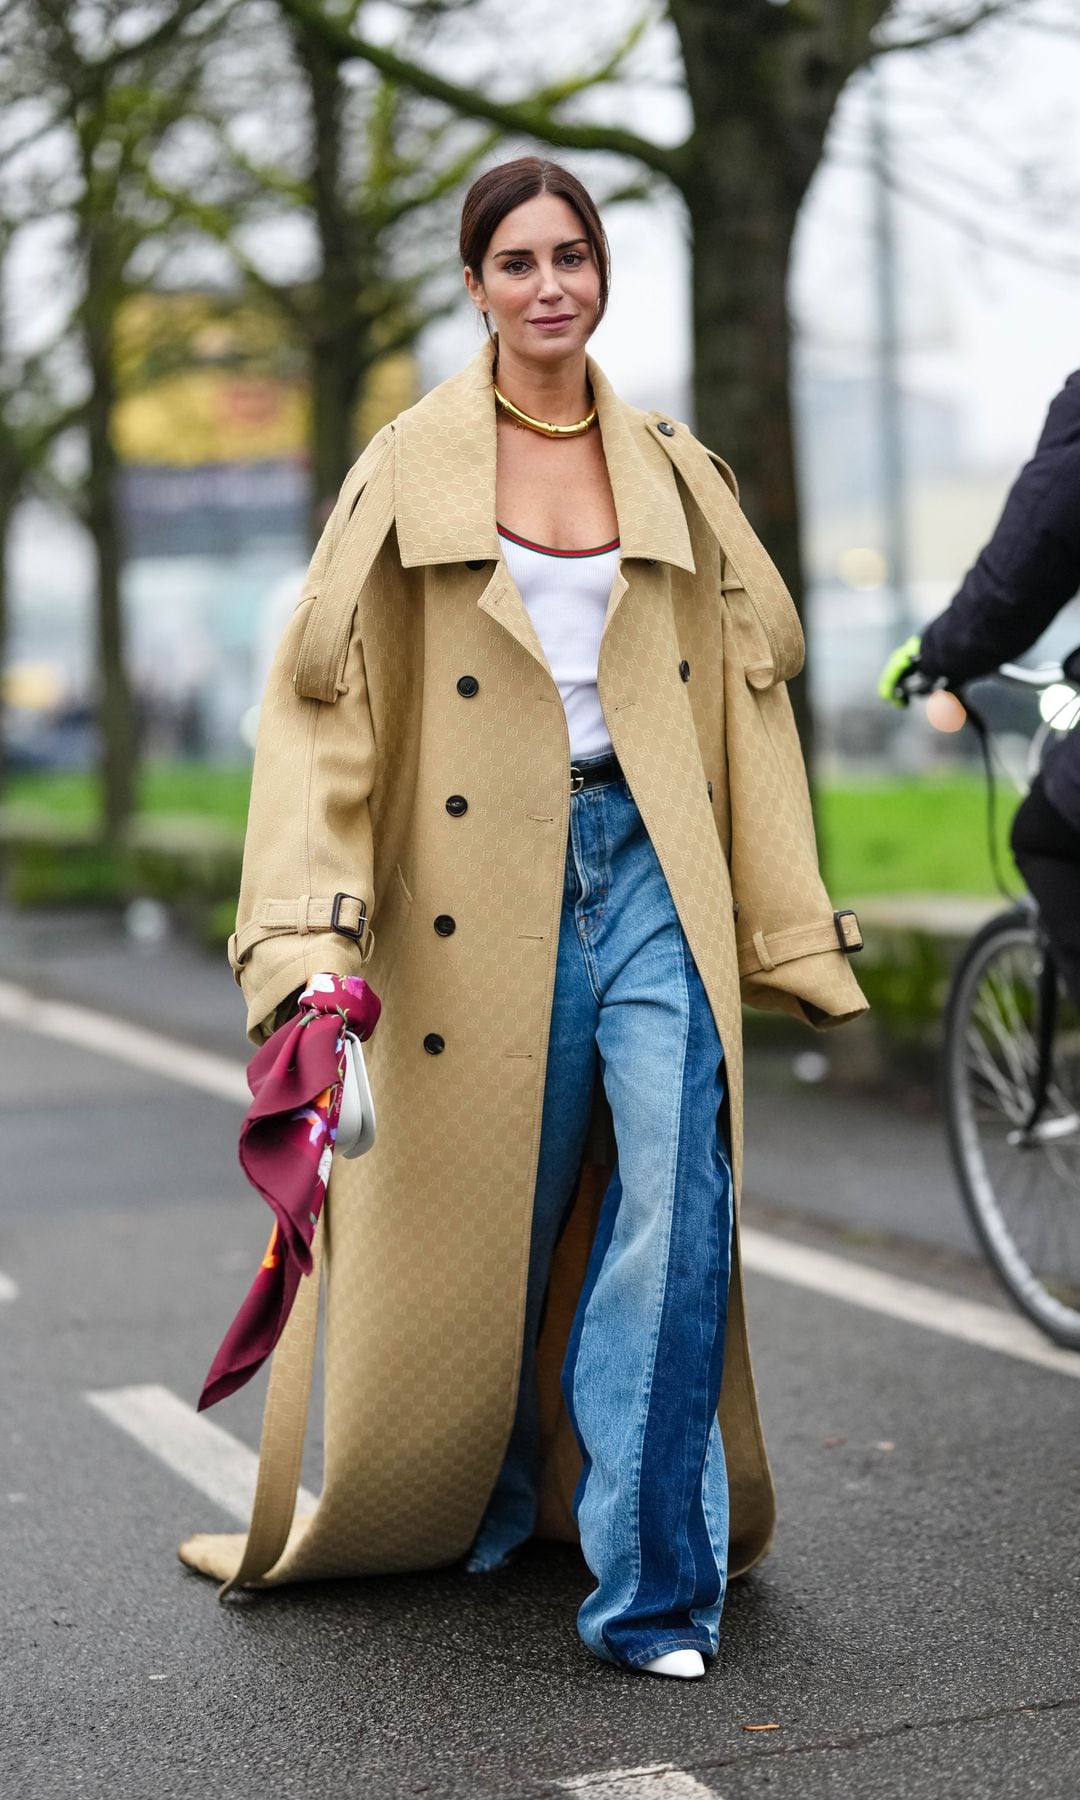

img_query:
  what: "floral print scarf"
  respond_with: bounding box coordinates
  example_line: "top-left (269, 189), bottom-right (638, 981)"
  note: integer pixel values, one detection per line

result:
top-left (198, 972), bottom-right (380, 1411)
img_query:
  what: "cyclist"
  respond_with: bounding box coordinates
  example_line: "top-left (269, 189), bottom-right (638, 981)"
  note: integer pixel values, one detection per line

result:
top-left (879, 369), bottom-right (1080, 1007)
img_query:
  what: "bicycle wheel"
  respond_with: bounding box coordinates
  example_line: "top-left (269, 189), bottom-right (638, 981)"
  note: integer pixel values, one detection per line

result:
top-left (943, 907), bottom-right (1080, 1348)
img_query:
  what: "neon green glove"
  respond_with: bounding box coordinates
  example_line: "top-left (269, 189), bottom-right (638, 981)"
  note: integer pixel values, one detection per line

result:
top-left (878, 635), bottom-right (922, 707)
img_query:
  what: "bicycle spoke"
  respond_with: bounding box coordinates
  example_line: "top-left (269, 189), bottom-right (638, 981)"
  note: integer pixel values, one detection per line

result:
top-left (947, 917), bottom-right (1080, 1346)
top-left (965, 1024), bottom-right (1028, 1122)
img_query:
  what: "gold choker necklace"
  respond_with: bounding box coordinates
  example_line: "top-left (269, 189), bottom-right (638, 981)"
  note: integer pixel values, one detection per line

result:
top-left (492, 381), bottom-right (597, 438)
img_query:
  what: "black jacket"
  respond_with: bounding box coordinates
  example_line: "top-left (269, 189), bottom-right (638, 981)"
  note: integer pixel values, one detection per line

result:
top-left (919, 369), bottom-right (1080, 827)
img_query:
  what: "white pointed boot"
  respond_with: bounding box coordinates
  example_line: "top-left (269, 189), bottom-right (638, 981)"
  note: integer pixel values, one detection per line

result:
top-left (640, 1649), bottom-right (705, 1679)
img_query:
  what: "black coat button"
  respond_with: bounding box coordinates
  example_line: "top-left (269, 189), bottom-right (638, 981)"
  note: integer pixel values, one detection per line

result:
top-left (707, 780), bottom-right (714, 801)
top-left (446, 794), bottom-right (468, 816)
top-left (679, 660), bottom-right (691, 681)
top-left (423, 1033), bottom-right (445, 1055)
top-left (456, 675), bottom-right (479, 698)
top-left (434, 915), bottom-right (456, 936)
top-left (657, 421), bottom-right (675, 437)
top-left (466, 559), bottom-right (486, 570)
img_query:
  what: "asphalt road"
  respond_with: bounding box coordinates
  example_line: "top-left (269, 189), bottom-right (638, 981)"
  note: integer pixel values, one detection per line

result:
top-left (2, 909), bottom-right (1079, 1799)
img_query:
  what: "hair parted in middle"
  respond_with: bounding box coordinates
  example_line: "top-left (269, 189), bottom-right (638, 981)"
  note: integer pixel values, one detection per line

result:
top-left (459, 156), bottom-right (611, 339)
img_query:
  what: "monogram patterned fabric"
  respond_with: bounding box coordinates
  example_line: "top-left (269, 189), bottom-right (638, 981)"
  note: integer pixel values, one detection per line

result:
top-left (179, 341), bottom-right (867, 1592)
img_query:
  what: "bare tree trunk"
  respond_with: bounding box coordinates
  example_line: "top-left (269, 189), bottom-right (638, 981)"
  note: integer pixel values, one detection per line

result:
top-left (292, 19), bottom-right (366, 539)
top-left (84, 236), bottom-right (136, 843)
top-left (670, 0), bottom-right (862, 773)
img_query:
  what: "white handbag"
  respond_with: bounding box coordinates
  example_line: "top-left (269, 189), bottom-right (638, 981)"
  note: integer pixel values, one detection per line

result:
top-left (335, 1031), bottom-right (377, 1157)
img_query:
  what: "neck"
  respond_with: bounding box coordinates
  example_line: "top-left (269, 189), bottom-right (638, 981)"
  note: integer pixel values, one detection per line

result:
top-left (491, 343), bottom-right (591, 425)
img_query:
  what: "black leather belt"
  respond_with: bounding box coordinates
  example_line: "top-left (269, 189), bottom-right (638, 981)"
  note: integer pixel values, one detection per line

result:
top-left (570, 753), bottom-right (623, 793)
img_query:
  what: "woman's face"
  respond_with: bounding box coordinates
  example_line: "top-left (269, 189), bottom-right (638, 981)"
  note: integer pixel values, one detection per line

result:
top-left (465, 192), bottom-right (602, 369)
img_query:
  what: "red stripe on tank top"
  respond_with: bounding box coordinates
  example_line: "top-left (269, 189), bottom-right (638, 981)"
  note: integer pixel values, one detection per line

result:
top-left (497, 523), bottom-right (621, 559)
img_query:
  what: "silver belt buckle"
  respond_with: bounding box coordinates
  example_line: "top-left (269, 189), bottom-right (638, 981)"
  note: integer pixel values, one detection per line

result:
top-left (570, 764), bottom-right (585, 793)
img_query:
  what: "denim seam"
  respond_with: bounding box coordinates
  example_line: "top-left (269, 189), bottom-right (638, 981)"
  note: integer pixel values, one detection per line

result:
top-left (600, 927), bottom-right (692, 1661)
top-left (569, 800), bottom-right (605, 1006)
top-left (681, 939), bottom-right (730, 1631)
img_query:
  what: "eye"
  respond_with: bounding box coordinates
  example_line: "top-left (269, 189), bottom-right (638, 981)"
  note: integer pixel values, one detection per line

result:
top-left (560, 251), bottom-right (586, 267)
top-left (502, 259), bottom-right (528, 275)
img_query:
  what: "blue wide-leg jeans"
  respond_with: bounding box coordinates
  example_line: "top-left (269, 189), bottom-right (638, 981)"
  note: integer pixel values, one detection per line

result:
top-left (466, 757), bottom-right (734, 1669)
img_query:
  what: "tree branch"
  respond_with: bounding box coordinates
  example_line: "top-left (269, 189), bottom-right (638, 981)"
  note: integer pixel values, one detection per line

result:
top-left (830, 149), bottom-right (1080, 276)
top-left (274, 0), bottom-right (686, 180)
top-left (91, 0), bottom-right (223, 80)
top-left (872, 0), bottom-right (1027, 56)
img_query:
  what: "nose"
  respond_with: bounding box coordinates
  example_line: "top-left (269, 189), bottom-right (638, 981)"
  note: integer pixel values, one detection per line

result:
top-left (535, 264), bottom-right (566, 303)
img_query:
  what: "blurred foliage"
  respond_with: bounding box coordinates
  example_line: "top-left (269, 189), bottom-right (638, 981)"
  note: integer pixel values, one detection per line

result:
top-left (853, 929), bottom-right (953, 1042)
top-left (112, 291), bottom-right (416, 464)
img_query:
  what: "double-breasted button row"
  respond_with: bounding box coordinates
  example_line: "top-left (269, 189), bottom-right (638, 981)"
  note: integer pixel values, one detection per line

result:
top-left (429, 765), bottom-right (470, 1044)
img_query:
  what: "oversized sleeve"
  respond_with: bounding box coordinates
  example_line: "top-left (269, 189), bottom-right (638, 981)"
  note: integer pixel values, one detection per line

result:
top-left (647, 413), bottom-right (868, 1031)
top-left (228, 429), bottom-right (393, 1044)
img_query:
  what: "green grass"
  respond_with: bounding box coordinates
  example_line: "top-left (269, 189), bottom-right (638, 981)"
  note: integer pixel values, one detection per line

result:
top-left (6, 762), bottom-right (1018, 898)
top-left (818, 773), bottom-right (1017, 897)
top-left (5, 761), bottom-right (251, 833)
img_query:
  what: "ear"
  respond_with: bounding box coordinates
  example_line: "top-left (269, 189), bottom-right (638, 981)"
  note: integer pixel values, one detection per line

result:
top-left (463, 266), bottom-right (487, 313)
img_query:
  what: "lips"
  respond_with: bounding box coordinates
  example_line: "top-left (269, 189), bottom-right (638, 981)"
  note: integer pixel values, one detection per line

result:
top-left (531, 315), bottom-right (574, 325)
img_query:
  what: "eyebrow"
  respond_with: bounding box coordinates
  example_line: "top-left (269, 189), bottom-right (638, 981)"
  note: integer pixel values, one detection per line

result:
top-left (491, 238), bottom-right (588, 258)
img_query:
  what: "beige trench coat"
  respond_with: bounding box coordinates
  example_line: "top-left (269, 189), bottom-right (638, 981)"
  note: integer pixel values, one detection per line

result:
top-left (180, 339), bottom-right (867, 1594)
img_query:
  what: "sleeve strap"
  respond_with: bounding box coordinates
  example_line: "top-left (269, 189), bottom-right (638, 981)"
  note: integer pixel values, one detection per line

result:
top-left (293, 438), bottom-right (396, 703)
top-left (738, 910), bottom-right (863, 977)
top-left (228, 892), bottom-right (374, 973)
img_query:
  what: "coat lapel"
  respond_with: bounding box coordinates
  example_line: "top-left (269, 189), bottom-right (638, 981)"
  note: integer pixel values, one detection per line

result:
top-left (394, 340), bottom-right (696, 674)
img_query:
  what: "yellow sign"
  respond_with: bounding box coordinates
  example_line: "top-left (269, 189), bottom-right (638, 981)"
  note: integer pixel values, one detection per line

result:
top-left (113, 293), bottom-right (414, 467)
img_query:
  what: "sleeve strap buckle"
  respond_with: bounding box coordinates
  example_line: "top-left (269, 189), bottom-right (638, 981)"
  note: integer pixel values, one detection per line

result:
top-left (331, 892), bottom-right (369, 941)
top-left (833, 909), bottom-right (863, 954)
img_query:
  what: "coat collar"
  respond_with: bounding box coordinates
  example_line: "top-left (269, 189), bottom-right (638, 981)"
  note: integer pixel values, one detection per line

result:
top-left (393, 339), bottom-right (696, 573)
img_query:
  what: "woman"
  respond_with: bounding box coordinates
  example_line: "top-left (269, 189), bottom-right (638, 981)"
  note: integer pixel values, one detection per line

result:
top-left (181, 158), bottom-right (867, 1677)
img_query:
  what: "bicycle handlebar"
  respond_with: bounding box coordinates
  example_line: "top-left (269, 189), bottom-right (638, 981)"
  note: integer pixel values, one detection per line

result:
top-left (896, 659), bottom-right (1071, 703)
top-left (995, 660), bottom-right (1067, 690)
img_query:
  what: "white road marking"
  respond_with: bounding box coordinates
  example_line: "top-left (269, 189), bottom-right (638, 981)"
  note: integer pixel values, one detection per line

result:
top-left (0, 979), bottom-right (248, 1105)
top-left (741, 1227), bottom-right (1080, 1380)
top-left (86, 1383), bottom-right (318, 1520)
top-left (0, 1269), bottom-right (17, 1302)
top-left (557, 1769), bottom-right (716, 1798)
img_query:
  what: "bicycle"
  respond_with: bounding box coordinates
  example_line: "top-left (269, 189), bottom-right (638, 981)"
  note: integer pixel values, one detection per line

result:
top-left (898, 653), bottom-right (1080, 1348)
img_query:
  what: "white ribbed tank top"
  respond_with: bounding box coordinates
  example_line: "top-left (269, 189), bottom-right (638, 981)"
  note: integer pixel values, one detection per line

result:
top-left (497, 523), bottom-right (619, 760)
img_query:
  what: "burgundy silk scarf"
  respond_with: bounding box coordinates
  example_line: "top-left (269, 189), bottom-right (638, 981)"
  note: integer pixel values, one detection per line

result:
top-left (198, 972), bottom-right (381, 1411)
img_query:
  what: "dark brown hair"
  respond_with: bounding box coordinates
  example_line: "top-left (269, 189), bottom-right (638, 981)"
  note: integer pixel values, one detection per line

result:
top-left (459, 156), bottom-right (611, 336)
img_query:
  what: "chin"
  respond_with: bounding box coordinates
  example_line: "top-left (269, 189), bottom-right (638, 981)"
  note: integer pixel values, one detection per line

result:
top-left (513, 330), bottom-right (588, 362)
